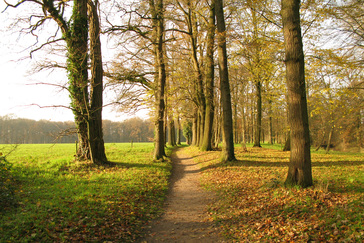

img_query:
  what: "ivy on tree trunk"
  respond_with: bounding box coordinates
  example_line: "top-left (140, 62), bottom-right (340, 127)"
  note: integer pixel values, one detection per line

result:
top-left (67, 0), bottom-right (90, 161)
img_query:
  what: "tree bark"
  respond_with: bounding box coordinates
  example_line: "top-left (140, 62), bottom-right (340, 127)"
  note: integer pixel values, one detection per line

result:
top-left (215, 0), bottom-right (235, 162)
top-left (67, 0), bottom-right (90, 161)
top-left (253, 80), bottom-right (262, 147)
top-left (168, 117), bottom-right (176, 146)
top-left (326, 126), bottom-right (334, 153)
top-left (182, 1), bottom-right (206, 148)
top-left (176, 115), bottom-right (182, 145)
top-left (87, 0), bottom-right (107, 164)
top-left (151, 0), bottom-right (167, 160)
top-left (241, 96), bottom-right (247, 145)
top-left (192, 109), bottom-right (198, 146)
top-left (201, 1), bottom-right (215, 151)
top-left (268, 99), bottom-right (274, 144)
top-left (282, 0), bottom-right (313, 187)
top-left (251, 6), bottom-right (262, 148)
top-left (283, 132), bottom-right (290, 151)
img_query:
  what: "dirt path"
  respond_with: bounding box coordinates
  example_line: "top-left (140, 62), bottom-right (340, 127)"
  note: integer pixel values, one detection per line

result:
top-left (141, 147), bottom-right (224, 243)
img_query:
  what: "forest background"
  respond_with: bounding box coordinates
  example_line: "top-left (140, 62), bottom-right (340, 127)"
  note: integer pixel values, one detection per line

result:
top-left (0, 0), bottom-right (363, 241)
top-left (0, 0), bottom-right (363, 153)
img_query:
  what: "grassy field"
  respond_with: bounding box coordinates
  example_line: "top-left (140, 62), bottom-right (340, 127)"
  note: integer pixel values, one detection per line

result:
top-left (1, 142), bottom-right (363, 242)
top-left (0, 143), bottom-right (173, 242)
top-left (188, 143), bottom-right (364, 242)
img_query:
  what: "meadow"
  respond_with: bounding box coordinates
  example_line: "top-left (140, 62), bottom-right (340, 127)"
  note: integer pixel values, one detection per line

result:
top-left (0, 143), bottom-right (363, 242)
top-left (0, 143), bottom-right (172, 242)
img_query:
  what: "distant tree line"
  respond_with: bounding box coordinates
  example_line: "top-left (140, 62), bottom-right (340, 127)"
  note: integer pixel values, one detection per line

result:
top-left (0, 116), bottom-right (156, 144)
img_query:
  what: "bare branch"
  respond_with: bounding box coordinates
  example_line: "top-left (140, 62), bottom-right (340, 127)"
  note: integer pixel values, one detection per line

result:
top-left (26, 82), bottom-right (70, 92)
top-left (29, 38), bottom-right (64, 57)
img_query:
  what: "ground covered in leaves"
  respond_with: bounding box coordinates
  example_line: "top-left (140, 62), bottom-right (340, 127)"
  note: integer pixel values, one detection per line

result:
top-left (0, 143), bottom-right (172, 242)
top-left (187, 145), bottom-right (364, 242)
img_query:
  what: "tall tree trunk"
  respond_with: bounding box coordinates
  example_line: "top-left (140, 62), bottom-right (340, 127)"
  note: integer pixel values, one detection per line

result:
top-left (214, 105), bottom-right (221, 148)
top-left (315, 129), bottom-right (326, 151)
top-left (252, 6), bottom-right (262, 148)
top-left (215, 0), bottom-right (236, 162)
top-left (326, 126), bottom-right (334, 154)
top-left (201, 1), bottom-right (215, 151)
top-left (241, 99), bottom-right (247, 145)
top-left (164, 96), bottom-right (168, 147)
top-left (67, 0), bottom-right (89, 161)
top-left (151, 0), bottom-right (166, 160)
top-left (233, 104), bottom-right (237, 144)
top-left (268, 99), bottom-right (274, 144)
top-left (250, 99), bottom-right (255, 143)
top-left (253, 81), bottom-right (262, 147)
top-left (168, 117), bottom-right (176, 146)
top-left (192, 110), bottom-right (198, 145)
top-left (182, 1), bottom-right (206, 148)
top-left (87, 0), bottom-right (107, 164)
top-left (282, 0), bottom-right (313, 187)
top-left (196, 112), bottom-right (201, 146)
top-left (176, 115), bottom-right (182, 145)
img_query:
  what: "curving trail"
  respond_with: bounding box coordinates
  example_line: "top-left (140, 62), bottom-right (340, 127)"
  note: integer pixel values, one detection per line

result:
top-left (141, 147), bottom-right (224, 243)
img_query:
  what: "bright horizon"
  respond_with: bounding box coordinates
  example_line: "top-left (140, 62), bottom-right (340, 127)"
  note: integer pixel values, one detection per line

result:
top-left (0, 2), bottom-right (148, 123)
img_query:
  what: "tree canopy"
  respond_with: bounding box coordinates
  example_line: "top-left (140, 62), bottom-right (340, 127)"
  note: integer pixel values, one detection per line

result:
top-left (2, 0), bottom-right (363, 162)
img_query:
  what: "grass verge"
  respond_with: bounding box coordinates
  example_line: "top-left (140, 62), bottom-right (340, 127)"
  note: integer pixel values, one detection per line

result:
top-left (0, 143), bottom-right (173, 242)
top-left (187, 144), bottom-right (364, 242)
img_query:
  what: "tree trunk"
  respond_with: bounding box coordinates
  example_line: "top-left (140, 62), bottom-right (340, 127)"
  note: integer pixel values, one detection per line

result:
top-left (176, 115), bottom-right (182, 145)
top-left (233, 100), bottom-right (239, 144)
top-left (184, 2), bottom-right (206, 149)
top-left (151, 0), bottom-right (166, 160)
top-left (251, 99), bottom-right (255, 144)
top-left (168, 117), bottom-right (176, 146)
top-left (87, 0), bottom-right (107, 164)
top-left (201, 1), bottom-right (215, 151)
top-left (214, 108), bottom-right (221, 148)
top-left (268, 99), bottom-right (274, 144)
top-left (197, 112), bottom-right (202, 146)
top-left (326, 126), bottom-right (333, 154)
top-left (215, 0), bottom-right (235, 162)
top-left (253, 80), bottom-right (262, 147)
top-left (315, 129), bottom-right (326, 151)
top-left (241, 102), bottom-right (246, 144)
top-left (67, 0), bottom-right (90, 161)
top-left (283, 132), bottom-right (290, 151)
top-left (251, 6), bottom-right (262, 148)
top-left (192, 110), bottom-right (198, 146)
top-left (282, 0), bottom-right (313, 188)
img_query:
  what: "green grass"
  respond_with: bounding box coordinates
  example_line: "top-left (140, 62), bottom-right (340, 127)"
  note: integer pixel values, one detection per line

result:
top-left (188, 145), bottom-right (364, 242)
top-left (0, 143), bottom-right (173, 242)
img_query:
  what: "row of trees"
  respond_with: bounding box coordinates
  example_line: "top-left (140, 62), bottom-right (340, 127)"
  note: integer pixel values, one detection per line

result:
top-left (4, 0), bottom-right (108, 163)
top-left (0, 116), bottom-right (155, 144)
top-left (4, 0), bottom-right (363, 186)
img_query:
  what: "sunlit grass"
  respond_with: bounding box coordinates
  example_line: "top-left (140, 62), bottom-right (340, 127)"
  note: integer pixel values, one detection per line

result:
top-left (0, 143), bottom-right (173, 242)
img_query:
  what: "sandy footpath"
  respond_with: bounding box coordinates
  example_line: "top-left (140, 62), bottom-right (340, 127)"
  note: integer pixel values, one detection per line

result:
top-left (140, 147), bottom-right (224, 243)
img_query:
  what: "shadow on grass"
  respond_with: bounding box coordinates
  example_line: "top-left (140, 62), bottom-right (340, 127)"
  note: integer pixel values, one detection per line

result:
top-left (110, 161), bottom-right (168, 170)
